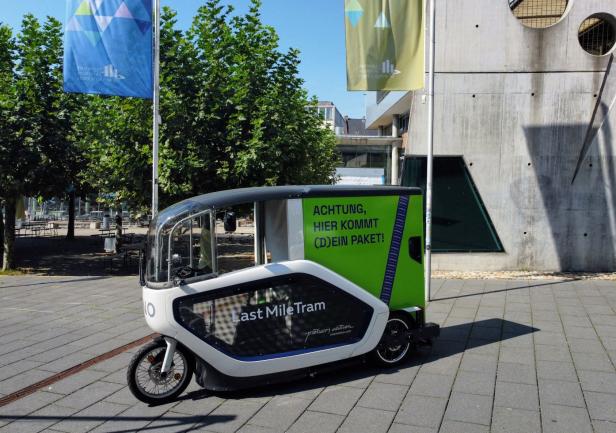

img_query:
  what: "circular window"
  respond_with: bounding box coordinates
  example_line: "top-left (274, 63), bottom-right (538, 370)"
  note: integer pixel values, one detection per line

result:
top-left (579, 14), bottom-right (616, 56)
top-left (509, 0), bottom-right (569, 29)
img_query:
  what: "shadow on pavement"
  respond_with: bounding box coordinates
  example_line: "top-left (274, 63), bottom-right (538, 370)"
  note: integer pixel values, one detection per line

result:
top-left (0, 414), bottom-right (235, 433)
top-left (184, 318), bottom-right (538, 401)
top-left (15, 236), bottom-right (138, 277)
top-left (0, 319), bottom-right (537, 432)
top-left (0, 275), bottom-right (111, 289)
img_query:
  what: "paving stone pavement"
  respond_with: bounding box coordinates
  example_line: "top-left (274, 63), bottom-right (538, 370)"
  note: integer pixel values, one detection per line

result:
top-left (1, 276), bottom-right (616, 433)
top-left (0, 276), bottom-right (146, 396)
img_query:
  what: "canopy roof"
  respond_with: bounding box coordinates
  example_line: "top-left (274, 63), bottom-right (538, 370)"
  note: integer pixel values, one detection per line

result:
top-left (156, 185), bottom-right (421, 228)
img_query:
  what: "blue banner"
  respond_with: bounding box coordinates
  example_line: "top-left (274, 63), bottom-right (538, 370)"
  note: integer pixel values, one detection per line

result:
top-left (63, 0), bottom-right (153, 98)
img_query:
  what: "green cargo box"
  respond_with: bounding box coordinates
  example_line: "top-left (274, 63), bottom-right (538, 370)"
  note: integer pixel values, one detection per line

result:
top-left (302, 193), bottom-right (425, 310)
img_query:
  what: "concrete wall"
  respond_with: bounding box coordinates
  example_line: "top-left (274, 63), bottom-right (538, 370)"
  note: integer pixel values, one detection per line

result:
top-left (367, 0), bottom-right (616, 271)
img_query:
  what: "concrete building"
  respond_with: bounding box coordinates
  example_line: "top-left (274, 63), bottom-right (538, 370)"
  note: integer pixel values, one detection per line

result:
top-left (365, 0), bottom-right (616, 272)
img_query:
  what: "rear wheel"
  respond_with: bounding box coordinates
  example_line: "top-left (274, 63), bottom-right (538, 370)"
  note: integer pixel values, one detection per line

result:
top-left (127, 338), bottom-right (194, 405)
top-left (372, 312), bottom-right (415, 367)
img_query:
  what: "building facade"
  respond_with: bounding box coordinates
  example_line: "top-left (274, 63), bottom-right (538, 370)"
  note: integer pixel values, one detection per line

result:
top-left (335, 116), bottom-right (402, 185)
top-left (365, 0), bottom-right (616, 272)
top-left (312, 101), bottom-right (403, 184)
top-left (315, 101), bottom-right (346, 134)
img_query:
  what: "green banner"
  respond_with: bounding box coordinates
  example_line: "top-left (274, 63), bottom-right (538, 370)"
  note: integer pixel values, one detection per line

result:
top-left (345, 0), bottom-right (425, 91)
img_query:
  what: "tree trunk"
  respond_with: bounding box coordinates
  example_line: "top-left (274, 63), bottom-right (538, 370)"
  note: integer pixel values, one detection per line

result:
top-left (2, 196), bottom-right (16, 271)
top-left (0, 201), bottom-right (4, 270)
top-left (66, 191), bottom-right (75, 241)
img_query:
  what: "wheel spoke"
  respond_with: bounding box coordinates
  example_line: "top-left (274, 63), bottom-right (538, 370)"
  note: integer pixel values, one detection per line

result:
top-left (134, 345), bottom-right (188, 400)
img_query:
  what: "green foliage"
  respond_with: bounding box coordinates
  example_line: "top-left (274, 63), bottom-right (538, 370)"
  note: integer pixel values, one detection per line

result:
top-left (0, 23), bottom-right (15, 268)
top-left (73, 96), bottom-right (152, 206)
top-left (0, 268), bottom-right (24, 276)
top-left (0, 15), bottom-right (87, 265)
top-left (0, 1), bottom-right (339, 266)
top-left (0, 15), bottom-right (83, 200)
top-left (78, 0), bottom-right (338, 208)
top-left (0, 22), bottom-right (26, 199)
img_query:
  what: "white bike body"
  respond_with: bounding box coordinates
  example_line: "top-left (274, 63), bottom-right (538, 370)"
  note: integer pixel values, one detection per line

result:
top-left (142, 260), bottom-right (389, 378)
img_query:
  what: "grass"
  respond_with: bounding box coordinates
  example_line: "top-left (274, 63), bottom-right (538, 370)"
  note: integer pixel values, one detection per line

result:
top-left (0, 269), bottom-right (24, 276)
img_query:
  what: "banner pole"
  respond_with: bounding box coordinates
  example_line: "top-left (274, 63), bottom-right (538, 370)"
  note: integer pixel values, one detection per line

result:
top-left (425, 0), bottom-right (436, 303)
top-left (152, 0), bottom-right (161, 218)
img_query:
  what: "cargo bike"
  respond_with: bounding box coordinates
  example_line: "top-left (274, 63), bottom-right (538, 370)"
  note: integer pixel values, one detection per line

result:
top-left (128, 185), bottom-right (439, 404)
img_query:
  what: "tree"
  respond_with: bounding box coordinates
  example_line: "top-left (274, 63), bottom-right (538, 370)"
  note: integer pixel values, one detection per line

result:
top-left (0, 15), bottom-right (84, 269)
top-left (25, 17), bottom-right (84, 240)
top-left (171, 0), bottom-right (338, 193)
top-left (0, 24), bottom-right (12, 268)
top-left (73, 96), bottom-right (152, 209)
top-left (0, 23), bottom-right (21, 270)
top-left (77, 0), bottom-right (338, 210)
top-left (1, 1), bottom-right (338, 270)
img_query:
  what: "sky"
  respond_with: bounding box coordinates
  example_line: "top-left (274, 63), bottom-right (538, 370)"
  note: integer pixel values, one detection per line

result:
top-left (0, 0), bottom-right (368, 118)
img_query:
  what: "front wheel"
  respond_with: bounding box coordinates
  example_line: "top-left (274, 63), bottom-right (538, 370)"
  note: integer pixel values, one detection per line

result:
top-left (127, 338), bottom-right (194, 405)
top-left (371, 312), bottom-right (416, 367)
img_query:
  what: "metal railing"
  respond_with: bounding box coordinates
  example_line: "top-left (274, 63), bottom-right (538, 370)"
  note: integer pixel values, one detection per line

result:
top-left (510, 0), bottom-right (568, 29)
top-left (579, 16), bottom-right (616, 56)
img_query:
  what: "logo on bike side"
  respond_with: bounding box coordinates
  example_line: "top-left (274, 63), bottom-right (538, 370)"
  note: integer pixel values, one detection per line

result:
top-left (231, 301), bottom-right (326, 323)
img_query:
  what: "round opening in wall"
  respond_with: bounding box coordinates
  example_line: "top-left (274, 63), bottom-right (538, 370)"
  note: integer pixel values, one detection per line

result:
top-left (509, 0), bottom-right (569, 29)
top-left (579, 14), bottom-right (616, 56)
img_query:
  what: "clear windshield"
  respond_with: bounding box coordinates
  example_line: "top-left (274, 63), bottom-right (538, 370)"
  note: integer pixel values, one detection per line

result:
top-left (145, 203), bottom-right (214, 286)
top-left (144, 193), bottom-right (292, 288)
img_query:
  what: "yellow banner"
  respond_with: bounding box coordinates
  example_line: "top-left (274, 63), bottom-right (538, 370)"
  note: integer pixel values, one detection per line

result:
top-left (345, 0), bottom-right (425, 91)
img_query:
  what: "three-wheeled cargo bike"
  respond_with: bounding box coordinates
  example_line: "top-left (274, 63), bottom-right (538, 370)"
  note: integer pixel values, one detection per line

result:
top-left (128, 185), bottom-right (439, 404)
